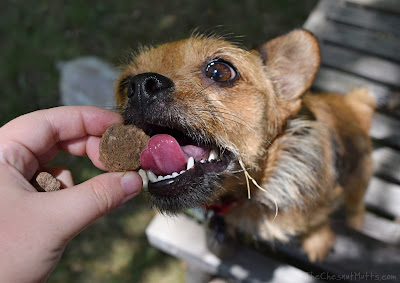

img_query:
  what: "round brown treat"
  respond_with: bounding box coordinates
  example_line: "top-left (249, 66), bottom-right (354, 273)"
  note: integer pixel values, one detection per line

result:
top-left (99, 124), bottom-right (150, 171)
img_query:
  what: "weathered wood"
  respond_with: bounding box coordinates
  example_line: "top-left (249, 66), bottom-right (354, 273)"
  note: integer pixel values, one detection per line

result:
top-left (316, 21), bottom-right (400, 62)
top-left (329, 2), bottom-right (400, 37)
top-left (304, 0), bottom-right (333, 32)
top-left (372, 147), bottom-right (400, 184)
top-left (320, 43), bottom-right (400, 88)
top-left (345, 0), bottom-right (400, 15)
top-left (284, 215), bottom-right (400, 282)
top-left (313, 67), bottom-right (386, 96)
top-left (145, 214), bottom-right (321, 283)
top-left (185, 265), bottom-right (212, 283)
top-left (304, 0), bottom-right (400, 62)
top-left (146, 212), bottom-right (400, 283)
top-left (370, 113), bottom-right (400, 149)
top-left (361, 212), bottom-right (400, 244)
top-left (365, 177), bottom-right (400, 219)
top-left (313, 70), bottom-right (400, 148)
top-left (312, 67), bottom-right (400, 118)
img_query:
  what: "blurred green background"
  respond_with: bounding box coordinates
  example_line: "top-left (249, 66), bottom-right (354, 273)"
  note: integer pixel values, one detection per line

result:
top-left (1, 1), bottom-right (317, 282)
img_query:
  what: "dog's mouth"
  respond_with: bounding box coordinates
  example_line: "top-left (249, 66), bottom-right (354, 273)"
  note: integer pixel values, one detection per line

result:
top-left (135, 124), bottom-right (233, 213)
top-left (139, 125), bottom-right (231, 188)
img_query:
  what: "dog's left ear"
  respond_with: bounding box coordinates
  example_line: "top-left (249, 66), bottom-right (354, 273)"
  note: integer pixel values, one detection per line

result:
top-left (257, 29), bottom-right (320, 102)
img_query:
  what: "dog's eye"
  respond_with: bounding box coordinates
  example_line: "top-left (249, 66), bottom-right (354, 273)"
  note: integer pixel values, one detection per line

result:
top-left (205, 60), bottom-right (237, 83)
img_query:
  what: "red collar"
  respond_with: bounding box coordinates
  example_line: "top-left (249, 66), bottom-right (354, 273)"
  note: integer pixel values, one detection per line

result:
top-left (204, 200), bottom-right (240, 215)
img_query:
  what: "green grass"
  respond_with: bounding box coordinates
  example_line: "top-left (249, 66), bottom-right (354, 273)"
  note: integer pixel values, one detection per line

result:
top-left (1, 1), bottom-right (316, 282)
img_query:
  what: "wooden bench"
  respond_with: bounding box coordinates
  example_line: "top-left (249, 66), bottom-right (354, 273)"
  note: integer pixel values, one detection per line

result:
top-left (146, 1), bottom-right (400, 282)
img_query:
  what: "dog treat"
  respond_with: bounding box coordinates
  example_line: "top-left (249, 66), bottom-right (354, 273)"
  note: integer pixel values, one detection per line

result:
top-left (32, 171), bottom-right (61, 192)
top-left (99, 124), bottom-right (150, 171)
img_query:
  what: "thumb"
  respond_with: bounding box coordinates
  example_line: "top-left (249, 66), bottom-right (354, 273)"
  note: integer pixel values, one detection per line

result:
top-left (40, 171), bottom-right (142, 241)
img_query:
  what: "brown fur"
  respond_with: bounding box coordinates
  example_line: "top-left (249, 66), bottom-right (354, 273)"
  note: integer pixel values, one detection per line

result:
top-left (114, 30), bottom-right (375, 261)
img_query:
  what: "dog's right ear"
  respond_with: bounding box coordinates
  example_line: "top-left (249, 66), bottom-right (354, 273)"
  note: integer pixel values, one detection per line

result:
top-left (257, 29), bottom-right (320, 103)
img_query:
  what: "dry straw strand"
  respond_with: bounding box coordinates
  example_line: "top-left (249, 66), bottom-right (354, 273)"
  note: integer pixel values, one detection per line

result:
top-left (238, 158), bottom-right (279, 219)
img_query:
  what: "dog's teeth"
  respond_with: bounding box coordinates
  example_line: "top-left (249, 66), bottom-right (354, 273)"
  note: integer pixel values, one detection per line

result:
top-left (145, 167), bottom-right (189, 184)
top-left (165, 174), bottom-right (178, 180)
top-left (138, 169), bottom-right (148, 191)
top-left (208, 149), bottom-right (218, 161)
top-left (146, 170), bottom-right (186, 183)
top-left (200, 159), bottom-right (206, 163)
top-left (147, 170), bottom-right (158, 183)
top-left (187, 157), bottom-right (195, 170)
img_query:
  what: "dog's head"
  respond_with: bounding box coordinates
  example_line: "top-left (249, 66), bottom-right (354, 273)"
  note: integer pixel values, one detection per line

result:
top-left (115, 29), bottom-right (320, 213)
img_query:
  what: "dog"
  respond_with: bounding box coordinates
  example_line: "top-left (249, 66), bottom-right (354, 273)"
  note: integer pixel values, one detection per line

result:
top-left (114, 29), bottom-right (375, 261)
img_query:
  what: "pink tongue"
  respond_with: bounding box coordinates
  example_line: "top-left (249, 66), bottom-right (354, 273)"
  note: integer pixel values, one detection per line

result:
top-left (140, 134), bottom-right (189, 175)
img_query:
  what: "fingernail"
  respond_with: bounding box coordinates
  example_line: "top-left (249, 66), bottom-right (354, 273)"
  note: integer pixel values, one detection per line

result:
top-left (120, 172), bottom-right (142, 198)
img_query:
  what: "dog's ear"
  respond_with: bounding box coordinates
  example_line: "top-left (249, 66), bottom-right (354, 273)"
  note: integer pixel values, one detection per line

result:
top-left (257, 29), bottom-right (320, 102)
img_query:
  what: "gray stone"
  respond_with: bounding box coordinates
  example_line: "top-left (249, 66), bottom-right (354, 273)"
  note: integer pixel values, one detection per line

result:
top-left (58, 57), bottom-right (120, 108)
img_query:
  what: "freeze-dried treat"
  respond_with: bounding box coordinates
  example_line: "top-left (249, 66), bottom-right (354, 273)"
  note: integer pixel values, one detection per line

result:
top-left (99, 124), bottom-right (150, 171)
top-left (33, 171), bottom-right (61, 192)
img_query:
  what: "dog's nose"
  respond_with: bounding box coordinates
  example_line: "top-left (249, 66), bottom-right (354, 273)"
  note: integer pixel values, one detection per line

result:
top-left (127, 72), bottom-right (174, 106)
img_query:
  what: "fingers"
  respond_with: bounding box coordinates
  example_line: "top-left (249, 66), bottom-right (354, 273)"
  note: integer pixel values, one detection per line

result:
top-left (0, 106), bottom-right (122, 157)
top-left (57, 135), bottom-right (107, 171)
top-left (37, 171), bottom-right (142, 242)
top-left (0, 106), bottom-right (122, 177)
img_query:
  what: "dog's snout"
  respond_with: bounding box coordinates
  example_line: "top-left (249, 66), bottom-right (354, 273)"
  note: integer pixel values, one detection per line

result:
top-left (128, 72), bottom-right (174, 104)
top-left (123, 72), bottom-right (176, 126)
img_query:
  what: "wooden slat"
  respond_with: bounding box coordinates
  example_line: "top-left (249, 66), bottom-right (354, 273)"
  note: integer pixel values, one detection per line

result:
top-left (263, 213), bottom-right (400, 282)
top-left (314, 69), bottom-right (400, 148)
top-left (304, 0), bottom-right (400, 62)
top-left (320, 43), bottom-right (400, 88)
top-left (313, 65), bottom-right (389, 95)
top-left (361, 212), bottom-right (400, 244)
top-left (373, 147), bottom-right (400, 184)
top-left (329, 2), bottom-right (400, 37)
top-left (147, 213), bottom-right (400, 283)
top-left (370, 113), bottom-right (400, 148)
top-left (345, 0), bottom-right (400, 15)
top-left (315, 20), bottom-right (400, 62)
top-left (325, 216), bottom-right (400, 275)
top-left (365, 177), bottom-right (400, 218)
top-left (145, 214), bottom-right (320, 283)
top-left (304, 0), bottom-right (334, 32)
top-left (312, 67), bottom-right (400, 118)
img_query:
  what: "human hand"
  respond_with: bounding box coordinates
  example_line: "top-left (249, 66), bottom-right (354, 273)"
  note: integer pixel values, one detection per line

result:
top-left (0, 106), bottom-right (142, 282)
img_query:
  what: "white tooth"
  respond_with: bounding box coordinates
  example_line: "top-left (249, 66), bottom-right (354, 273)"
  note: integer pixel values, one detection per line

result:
top-left (157, 175), bottom-right (164, 181)
top-left (138, 169), bottom-right (148, 191)
top-left (200, 159), bottom-right (205, 163)
top-left (172, 172), bottom-right (179, 177)
top-left (164, 174), bottom-right (172, 179)
top-left (147, 170), bottom-right (158, 183)
top-left (180, 170), bottom-right (186, 174)
top-left (187, 157), bottom-right (195, 170)
top-left (208, 149), bottom-right (218, 161)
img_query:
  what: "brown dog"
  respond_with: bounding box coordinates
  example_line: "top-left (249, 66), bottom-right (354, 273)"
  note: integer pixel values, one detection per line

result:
top-left (114, 29), bottom-right (375, 261)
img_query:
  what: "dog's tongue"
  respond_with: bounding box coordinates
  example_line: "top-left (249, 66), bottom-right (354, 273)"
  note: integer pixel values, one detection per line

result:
top-left (140, 134), bottom-right (189, 175)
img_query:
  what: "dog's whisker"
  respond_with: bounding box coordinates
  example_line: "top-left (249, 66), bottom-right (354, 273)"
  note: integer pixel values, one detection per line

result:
top-left (230, 168), bottom-right (251, 174)
top-left (193, 82), bottom-right (217, 98)
top-left (194, 108), bottom-right (272, 145)
top-left (203, 107), bottom-right (253, 124)
top-left (203, 98), bottom-right (244, 107)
